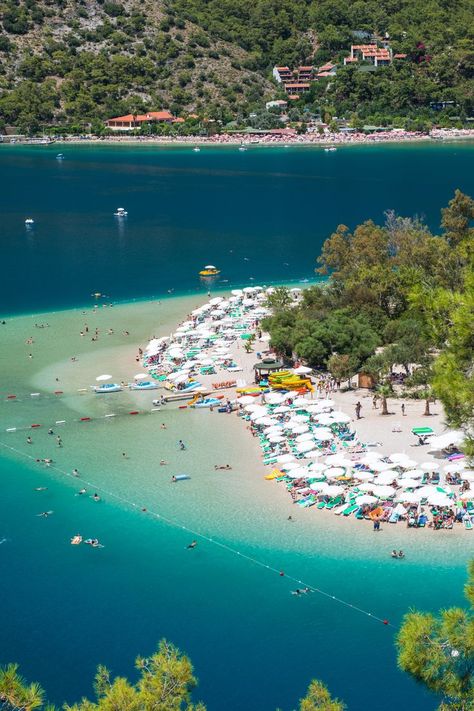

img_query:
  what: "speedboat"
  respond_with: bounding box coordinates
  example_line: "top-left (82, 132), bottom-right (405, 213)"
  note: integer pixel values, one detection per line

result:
top-left (56, 153), bottom-right (65, 160)
top-left (193, 146), bottom-right (201, 152)
top-left (199, 264), bottom-right (220, 277)
top-left (238, 144), bottom-right (247, 151)
top-left (114, 207), bottom-right (128, 217)
top-left (93, 383), bottom-right (122, 393)
top-left (324, 147), bottom-right (337, 152)
top-left (25, 218), bottom-right (34, 226)
top-left (130, 381), bottom-right (158, 390)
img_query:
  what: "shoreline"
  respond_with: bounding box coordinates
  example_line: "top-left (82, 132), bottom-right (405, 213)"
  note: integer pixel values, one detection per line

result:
top-left (4, 129), bottom-right (474, 150)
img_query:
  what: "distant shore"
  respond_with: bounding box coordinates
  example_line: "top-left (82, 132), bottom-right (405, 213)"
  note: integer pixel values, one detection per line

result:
top-left (43, 127), bottom-right (474, 149)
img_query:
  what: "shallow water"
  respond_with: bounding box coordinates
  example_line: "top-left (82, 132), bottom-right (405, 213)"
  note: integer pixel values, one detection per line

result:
top-left (1, 145), bottom-right (473, 710)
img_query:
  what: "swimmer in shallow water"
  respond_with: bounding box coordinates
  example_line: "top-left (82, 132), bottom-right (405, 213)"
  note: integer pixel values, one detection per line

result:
top-left (187, 540), bottom-right (197, 549)
top-left (37, 511), bottom-right (53, 518)
top-left (92, 493), bottom-right (101, 502)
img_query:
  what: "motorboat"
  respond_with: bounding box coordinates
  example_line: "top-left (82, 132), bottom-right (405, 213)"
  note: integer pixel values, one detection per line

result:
top-left (238, 144), bottom-right (247, 151)
top-left (114, 207), bottom-right (128, 217)
top-left (25, 218), bottom-right (35, 225)
top-left (324, 147), bottom-right (337, 152)
top-left (93, 383), bottom-right (122, 393)
top-left (193, 146), bottom-right (201, 152)
top-left (199, 264), bottom-right (220, 277)
top-left (129, 380), bottom-right (158, 390)
top-left (56, 153), bottom-right (65, 160)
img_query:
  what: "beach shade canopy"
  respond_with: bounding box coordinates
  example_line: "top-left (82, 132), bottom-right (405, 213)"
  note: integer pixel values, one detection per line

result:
top-left (134, 373), bottom-right (148, 380)
top-left (358, 453), bottom-right (384, 466)
top-left (358, 482), bottom-right (378, 492)
top-left (309, 481), bottom-right (328, 492)
top-left (296, 440), bottom-right (317, 453)
top-left (389, 453), bottom-right (411, 463)
top-left (306, 450), bottom-right (322, 459)
top-left (313, 429), bottom-right (334, 440)
top-left (255, 416), bottom-right (275, 426)
top-left (324, 467), bottom-right (347, 479)
top-left (398, 478), bottom-right (422, 489)
top-left (249, 409), bottom-right (268, 420)
top-left (281, 461), bottom-right (301, 470)
top-left (370, 460), bottom-right (397, 471)
top-left (372, 484), bottom-right (396, 498)
top-left (420, 462), bottom-right (440, 471)
top-left (401, 469), bottom-right (424, 479)
top-left (293, 397), bottom-right (311, 406)
top-left (264, 425), bottom-right (283, 435)
top-left (237, 395), bottom-right (258, 405)
top-left (356, 494), bottom-right (378, 505)
top-left (398, 459), bottom-right (418, 469)
top-left (416, 485), bottom-right (441, 498)
top-left (443, 462), bottom-right (466, 474)
top-left (308, 462), bottom-right (327, 473)
top-left (395, 491), bottom-right (421, 503)
top-left (296, 432), bottom-right (314, 442)
top-left (264, 392), bottom-right (287, 404)
top-left (323, 484), bottom-right (345, 496)
top-left (353, 470), bottom-right (375, 481)
top-left (96, 374), bottom-right (112, 381)
top-left (290, 424), bottom-right (310, 434)
top-left (428, 493), bottom-right (452, 507)
top-left (373, 471), bottom-right (397, 485)
top-left (293, 365), bottom-right (312, 375)
top-left (330, 411), bottom-right (351, 424)
top-left (325, 455), bottom-right (353, 468)
top-left (274, 406), bottom-right (291, 414)
top-left (314, 413), bottom-right (334, 426)
top-left (277, 454), bottom-right (296, 463)
top-left (269, 435), bottom-right (285, 443)
top-left (429, 430), bottom-right (464, 449)
top-left (289, 414), bottom-right (309, 423)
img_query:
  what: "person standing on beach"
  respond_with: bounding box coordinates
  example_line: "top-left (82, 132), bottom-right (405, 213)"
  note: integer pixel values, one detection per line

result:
top-left (401, 403), bottom-right (406, 416)
top-left (355, 402), bottom-right (362, 419)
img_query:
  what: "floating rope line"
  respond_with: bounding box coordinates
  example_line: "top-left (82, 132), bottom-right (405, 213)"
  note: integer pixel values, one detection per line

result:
top-left (0, 439), bottom-right (393, 628)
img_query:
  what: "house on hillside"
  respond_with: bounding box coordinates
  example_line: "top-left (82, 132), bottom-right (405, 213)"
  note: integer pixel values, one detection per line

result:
top-left (344, 45), bottom-right (392, 67)
top-left (106, 111), bottom-right (175, 131)
top-left (273, 66), bottom-right (294, 83)
top-left (266, 99), bottom-right (288, 110)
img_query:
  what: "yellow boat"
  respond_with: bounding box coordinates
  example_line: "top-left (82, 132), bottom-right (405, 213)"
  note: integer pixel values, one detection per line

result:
top-left (199, 265), bottom-right (221, 277)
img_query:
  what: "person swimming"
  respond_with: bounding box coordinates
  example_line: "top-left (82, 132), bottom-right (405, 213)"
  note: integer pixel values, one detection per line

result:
top-left (37, 511), bottom-right (53, 517)
top-left (171, 475), bottom-right (177, 482)
top-left (160, 460), bottom-right (168, 465)
top-left (391, 550), bottom-right (398, 558)
top-left (178, 440), bottom-right (186, 450)
top-left (77, 488), bottom-right (87, 495)
top-left (398, 550), bottom-right (405, 559)
top-left (92, 493), bottom-right (101, 502)
top-left (72, 468), bottom-right (79, 477)
top-left (187, 540), bottom-right (197, 549)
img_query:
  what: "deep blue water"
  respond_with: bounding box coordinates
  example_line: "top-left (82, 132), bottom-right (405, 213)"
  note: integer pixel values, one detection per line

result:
top-left (1, 142), bottom-right (474, 314)
top-left (1, 143), bottom-right (473, 710)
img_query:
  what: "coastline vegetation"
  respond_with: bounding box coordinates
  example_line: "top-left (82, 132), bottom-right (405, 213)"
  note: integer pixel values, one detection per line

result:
top-left (0, 0), bottom-right (473, 133)
top-left (262, 190), bottom-right (474, 447)
top-left (1, 564), bottom-right (472, 709)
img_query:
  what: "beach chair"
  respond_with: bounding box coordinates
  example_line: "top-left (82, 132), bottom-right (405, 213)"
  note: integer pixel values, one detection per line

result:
top-left (388, 510), bottom-right (399, 524)
top-left (342, 503), bottom-right (359, 517)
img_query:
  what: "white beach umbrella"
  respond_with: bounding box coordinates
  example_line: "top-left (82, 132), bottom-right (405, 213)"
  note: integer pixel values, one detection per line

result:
top-left (324, 455), bottom-right (353, 467)
top-left (429, 431), bottom-right (463, 449)
top-left (309, 481), bottom-right (328, 492)
top-left (293, 397), bottom-right (311, 406)
top-left (281, 461), bottom-right (301, 471)
top-left (306, 404), bottom-right (327, 414)
top-left (306, 450), bottom-right (322, 459)
top-left (296, 440), bottom-right (317, 453)
top-left (389, 453), bottom-right (411, 463)
top-left (308, 462), bottom-right (326, 473)
top-left (397, 478), bottom-right (421, 489)
top-left (461, 471), bottom-right (474, 481)
top-left (398, 459), bottom-right (418, 469)
top-left (313, 429), bottom-right (334, 440)
top-left (238, 395), bottom-right (258, 405)
top-left (96, 374), bottom-right (112, 381)
top-left (323, 484), bottom-right (345, 496)
top-left (443, 463), bottom-right (466, 474)
top-left (420, 462), bottom-right (440, 471)
top-left (209, 297), bottom-right (224, 306)
top-left (401, 469), bottom-right (424, 479)
top-left (289, 414), bottom-right (309, 423)
top-left (324, 467), bottom-right (347, 479)
top-left (255, 416), bottom-right (276, 426)
top-left (277, 454), bottom-right (296, 464)
top-left (330, 412), bottom-right (351, 424)
top-left (231, 289), bottom-right (243, 296)
top-left (314, 413), bottom-right (334, 426)
top-left (353, 470), bottom-right (375, 481)
top-left (290, 424), bottom-right (310, 434)
top-left (417, 485), bottom-right (440, 498)
top-left (264, 425), bottom-right (283, 435)
top-left (373, 471), bottom-right (397, 485)
top-left (264, 392), bottom-right (286, 404)
top-left (133, 373), bottom-right (148, 380)
top-left (358, 453), bottom-right (384, 466)
top-left (370, 460), bottom-right (397, 472)
top-left (249, 410), bottom-right (268, 420)
top-left (293, 365), bottom-right (312, 375)
top-left (358, 482), bottom-right (378, 492)
top-left (320, 399), bottom-right (335, 408)
top-left (356, 494), bottom-right (378, 505)
top-left (274, 406), bottom-right (291, 414)
top-left (428, 493), bottom-right (452, 507)
top-left (395, 491), bottom-right (421, 503)
top-left (372, 485), bottom-right (396, 498)
top-left (296, 432), bottom-right (314, 442)
top-left (269, 435), bottom-right (285, 443)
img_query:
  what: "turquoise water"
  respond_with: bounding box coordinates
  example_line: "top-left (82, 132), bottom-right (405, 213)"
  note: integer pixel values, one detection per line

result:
top-left (1, 144), bottom-right (473, 710)
top-left (1, 142), bottom-right (474, 314)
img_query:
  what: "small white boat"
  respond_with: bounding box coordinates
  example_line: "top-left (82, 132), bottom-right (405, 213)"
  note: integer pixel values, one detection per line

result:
top-left (114, 207), bottom-right (128, 217)
top-left (193, 146), bottom-right (201, 152)
top-left (129, 381), bottom-right (158, 391)
top-left (93, 383), bottom-right (122, 393)
top-left (25, 218), bottom-right (35, 226)
top-left (324, 147), bottom-right (337, 153)
top-left (238, 144), bottom-right (247, 151)
top-left (56, 153), bottom-right (65, 160)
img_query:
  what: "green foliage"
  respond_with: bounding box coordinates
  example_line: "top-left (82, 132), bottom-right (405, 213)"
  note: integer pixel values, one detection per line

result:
top-left (297, 679), bottom-right (346, 710)
top-left (396, 562), bottom-right (474, 709)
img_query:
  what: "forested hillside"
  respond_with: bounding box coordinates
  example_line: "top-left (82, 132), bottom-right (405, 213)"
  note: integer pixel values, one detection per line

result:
top-left (0, 0), bottom-right (473, 132)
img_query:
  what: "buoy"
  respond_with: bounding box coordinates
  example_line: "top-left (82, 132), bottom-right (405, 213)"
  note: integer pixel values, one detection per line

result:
top-left (179, 405), bottom-right (187, 409)
top-left (7, 395), bottom-right (16, 399)
top-left (54, 391), bottom-right (63, 395)
top-left (80, 417), bottom-right (91, 422)
top-left (31, 423), bottom-right (41, 428)
top-left (279, 571), bottom-right (285, 576)
top-left (383, 619), bottom-right (389, 625)
top-left (104, 413), bottom-right (116, 418)
top-left (129, 411), bottom-right (139, 415)
top-left (30, 393), bottom-right (40, 397)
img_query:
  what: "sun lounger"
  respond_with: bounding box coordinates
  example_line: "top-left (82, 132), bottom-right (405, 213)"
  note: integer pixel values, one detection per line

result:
top-left (388, 511), bottom-right (399, 524)
top-left (463, 517), bottom-right (473, 530)
top-left (342, 503), bottom-right (359, 517)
